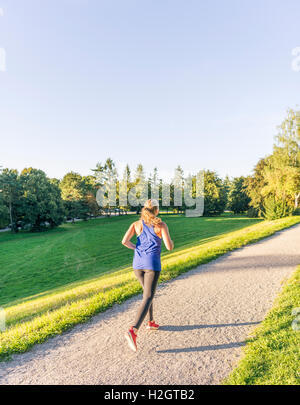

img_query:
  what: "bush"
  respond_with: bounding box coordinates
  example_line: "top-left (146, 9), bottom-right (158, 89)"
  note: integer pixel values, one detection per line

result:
top-left (293, 207), bottom-right (300, 216)
top-left (263, 196), bottom-right (292, 220)
top-left (246, 207), bottom-right (259, 218)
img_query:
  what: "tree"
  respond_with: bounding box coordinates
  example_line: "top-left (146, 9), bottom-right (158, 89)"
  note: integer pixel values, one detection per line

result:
top-left (170, 166), bottom-right (184, 213)
top-left (0, 192), bottom-right (9, 228)
top-left (227, 176), bottom-right (250, 214)
top-left (50, 178), bottom-right (61, 187)
top-left (93, 158), bottom-right (118, 186)
top-left (124, 164), bottom-right (131, 183)
top-left (245, 158), bottom-right (268, 217)
top-left (132, 164), bottom-right (146, 214)
top-left (19, 168), bottom-right (65, 231)
top-left (245, 108), bottom-right (300, 219)
top-left (203, 170), bottom-right (227, 215)
top-left (222, 175), bottom-right (232, 210)
top-left (60, 172), bottom-right (85, 201)
top-left (274, 108), bottom-right (300, 210)
top-left (60, 172), bottom-right (89, 221)
top-left (260, 151), bottom-right (298, 217)
top-left (118, 164), bottom-right (132, 211)
top-left (149, 167), bottom-right (160, 203)
top-left (93, 158), bottom-right (118, 212)
top-left (0, 168), bottom-right (22, 232)
top-left (81, 175), bottom-right (100, 218)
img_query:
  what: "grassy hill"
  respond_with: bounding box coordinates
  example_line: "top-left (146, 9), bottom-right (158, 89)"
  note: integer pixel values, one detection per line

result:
top-left (1, 214), bottom-right (299, 361)
top-left (0, 214), bottom-right (261, 307)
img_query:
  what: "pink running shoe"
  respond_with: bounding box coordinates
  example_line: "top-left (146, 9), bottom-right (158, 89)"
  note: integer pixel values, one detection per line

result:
top-left (146, 321), bottom-right (159, 330)
top-left (124, 327), bottom-right (137, 352)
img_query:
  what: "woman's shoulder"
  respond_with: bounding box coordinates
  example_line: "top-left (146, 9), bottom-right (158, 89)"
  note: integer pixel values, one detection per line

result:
top-left (154, 221), bottom-right (167, 232)
top-left (133, 219), bottom-right (142, 225)
top-left (133, 219), bottom-right (143, 231)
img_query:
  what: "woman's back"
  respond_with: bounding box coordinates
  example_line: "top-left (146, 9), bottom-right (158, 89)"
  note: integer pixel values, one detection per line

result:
top-left (133, 220), bottom-right (162, 271)
top-left (134, 219), bottom-right (162, 239)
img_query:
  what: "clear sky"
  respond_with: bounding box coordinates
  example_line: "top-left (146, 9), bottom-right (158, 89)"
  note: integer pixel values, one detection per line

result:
top-left (0, 0), bottom-right (300, 181)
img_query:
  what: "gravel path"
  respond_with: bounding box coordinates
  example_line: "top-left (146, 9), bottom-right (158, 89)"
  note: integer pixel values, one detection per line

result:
top-left (1, 224), bottom-right (300, 385)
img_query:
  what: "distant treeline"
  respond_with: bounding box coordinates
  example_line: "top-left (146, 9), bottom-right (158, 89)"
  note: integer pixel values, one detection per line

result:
top-left (0, 163), bottom-right (232, 232)
top-left (0, 109), bottom-right (299, 232)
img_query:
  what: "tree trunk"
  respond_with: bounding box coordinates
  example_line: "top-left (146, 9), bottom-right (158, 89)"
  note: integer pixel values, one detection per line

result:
top-left (295, 192), bottom-right (300, 209)
top-left (8, 195), bottom-right (18, 233)
top-left (9, 198), bottom-right (14, 232)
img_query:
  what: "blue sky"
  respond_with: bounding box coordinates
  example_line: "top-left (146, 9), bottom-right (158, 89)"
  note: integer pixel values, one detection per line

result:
top-left (0, 0), bottom-right (300, 181)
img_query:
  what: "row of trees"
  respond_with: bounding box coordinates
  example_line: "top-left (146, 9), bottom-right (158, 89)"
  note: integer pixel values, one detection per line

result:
top-left (0, 160), bottom-right (250, 232)
top-left (1, 109), bottom-right (298, 231)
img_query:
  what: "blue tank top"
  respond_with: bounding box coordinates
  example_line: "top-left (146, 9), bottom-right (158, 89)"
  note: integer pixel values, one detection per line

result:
top-left (133, 220), bottom-right (162, 271)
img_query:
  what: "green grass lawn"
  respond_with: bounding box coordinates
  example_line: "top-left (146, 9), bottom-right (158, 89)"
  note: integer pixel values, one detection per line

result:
top-left (224, 265), bottom-right (300, 385)
top-left (0, 214), bottom-right (262, 307)
top-left (0, 214), bottom-right (300, 361)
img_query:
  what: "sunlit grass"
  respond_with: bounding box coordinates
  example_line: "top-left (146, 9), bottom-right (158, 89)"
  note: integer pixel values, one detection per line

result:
top-left (0, 214), bottom-right (261, 306)
top-left (224, 265), bottom-right (300, 385)
top-left (0, 215), bottom-right (299, 361)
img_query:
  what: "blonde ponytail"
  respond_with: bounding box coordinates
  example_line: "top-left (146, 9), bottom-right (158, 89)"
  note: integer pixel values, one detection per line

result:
top-left (141, 199), bottom-right (161, 226)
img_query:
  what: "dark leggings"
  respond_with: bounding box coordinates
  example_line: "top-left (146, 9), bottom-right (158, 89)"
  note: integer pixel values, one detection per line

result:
top-left (133, 269), bottom-right (160, 330)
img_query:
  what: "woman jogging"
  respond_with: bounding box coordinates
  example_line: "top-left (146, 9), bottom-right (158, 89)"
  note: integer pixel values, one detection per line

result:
top-left (121, 199), bottom-right (174, 352)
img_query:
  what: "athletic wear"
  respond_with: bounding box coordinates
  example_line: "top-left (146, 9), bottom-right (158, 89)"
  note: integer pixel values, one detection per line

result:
top-left (146, 321), bottom-right (159, 330)
top-left (133, 220), bottom-right (162, 271)
top-left (133, 269), bottom-right (160, 330)
top-left (125, 327), bottom-right (137, 352)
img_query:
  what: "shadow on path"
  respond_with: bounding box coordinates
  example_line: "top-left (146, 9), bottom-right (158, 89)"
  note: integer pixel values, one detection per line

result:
top-left (159, 321), bottom-right (260, 332)
top-left (156, 341), bottom-right (245, 353)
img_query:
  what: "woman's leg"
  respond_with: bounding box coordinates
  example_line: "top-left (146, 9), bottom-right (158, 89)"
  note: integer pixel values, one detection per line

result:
top-left (133, 269), bottom-right (160, 330)
top-left (134, 269), bottom-right (154, 322)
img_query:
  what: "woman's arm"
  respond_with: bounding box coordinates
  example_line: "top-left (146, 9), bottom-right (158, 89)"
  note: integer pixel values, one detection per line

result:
top-left (161, 222), bottom-right (174, 251)
top-left (121, 222), bottom-right (136, 250)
